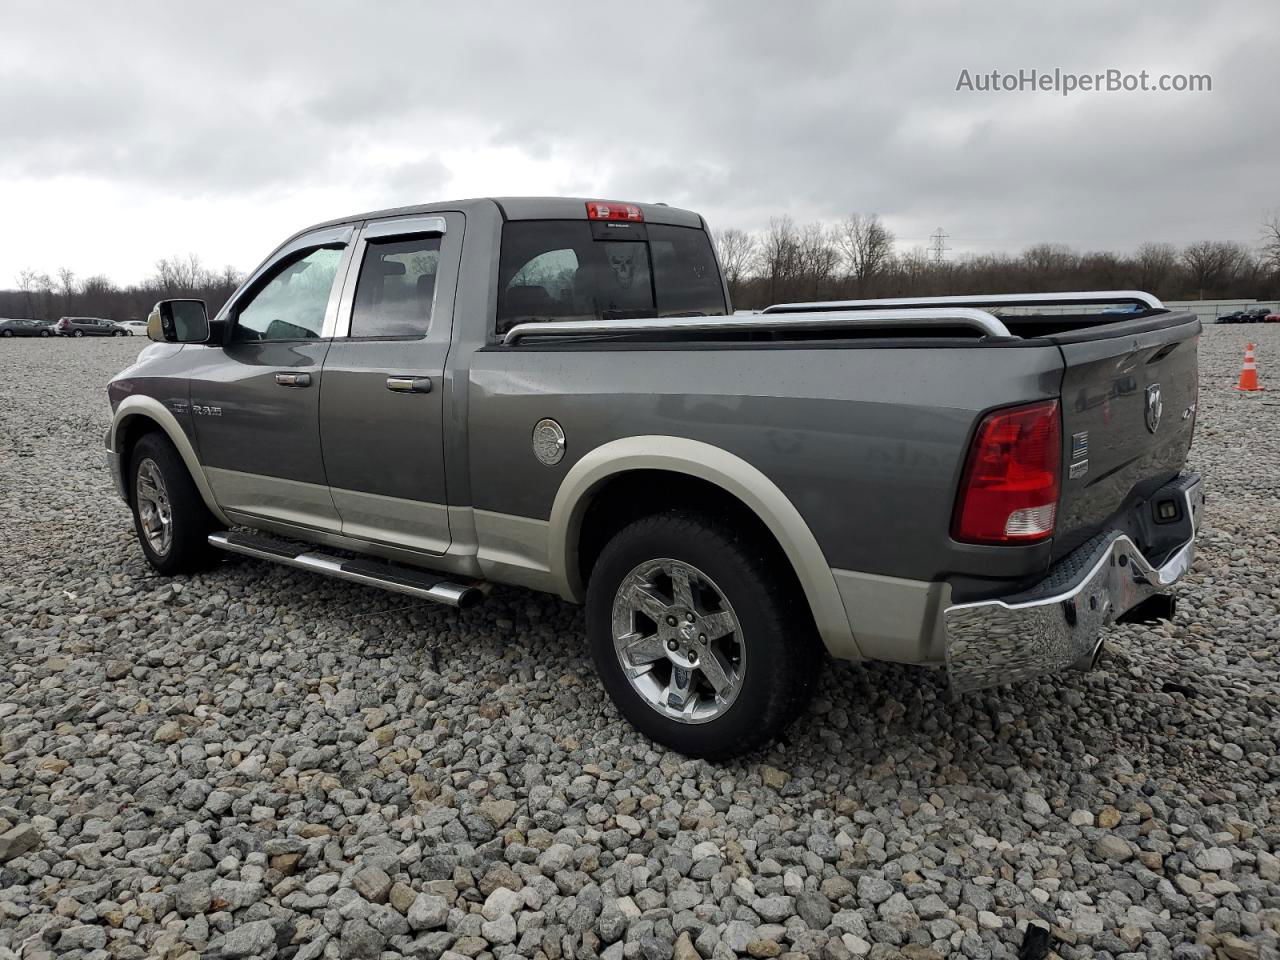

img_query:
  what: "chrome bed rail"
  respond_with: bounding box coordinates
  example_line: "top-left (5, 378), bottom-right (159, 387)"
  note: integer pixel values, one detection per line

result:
top-left (502, 307), bottom-right (1012, 345)
top-left (763, 290), bottom-right (1165, 313)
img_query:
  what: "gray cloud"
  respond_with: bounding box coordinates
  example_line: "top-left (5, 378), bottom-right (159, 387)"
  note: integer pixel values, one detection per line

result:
top-left (1, 0), bottom-right (1276, 280)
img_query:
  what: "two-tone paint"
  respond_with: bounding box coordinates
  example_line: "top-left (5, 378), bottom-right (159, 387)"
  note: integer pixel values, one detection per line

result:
top-left (107, 197), bottom-right (1200, 671)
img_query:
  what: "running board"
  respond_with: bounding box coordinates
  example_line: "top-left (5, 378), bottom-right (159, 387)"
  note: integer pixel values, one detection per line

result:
top-left (207, 531), bottom-right (483, 608)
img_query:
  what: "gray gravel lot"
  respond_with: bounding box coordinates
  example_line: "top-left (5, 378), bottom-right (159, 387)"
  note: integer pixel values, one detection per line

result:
top-left (1, 329), bottom-right (1278, 960)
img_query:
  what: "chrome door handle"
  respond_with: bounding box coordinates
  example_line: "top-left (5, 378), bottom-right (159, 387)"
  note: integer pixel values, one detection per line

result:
top-left (386, 376), bottom-right (432, 394)
top-left (274, 372), bottom-right (311, 387)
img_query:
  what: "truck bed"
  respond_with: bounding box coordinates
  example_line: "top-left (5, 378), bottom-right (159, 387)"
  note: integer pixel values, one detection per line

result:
top-left (489, 292), bottom-right (1200, 604)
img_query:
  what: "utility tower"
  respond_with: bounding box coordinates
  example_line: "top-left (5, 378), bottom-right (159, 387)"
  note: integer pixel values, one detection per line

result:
top-left (929, 228), bottom-right (950, 265)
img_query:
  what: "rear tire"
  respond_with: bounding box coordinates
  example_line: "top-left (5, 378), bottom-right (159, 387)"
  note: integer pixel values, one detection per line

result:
top-left (586, 510), bottom-right (818, 759)
top-left (129, 433), bottom-right (220, 575)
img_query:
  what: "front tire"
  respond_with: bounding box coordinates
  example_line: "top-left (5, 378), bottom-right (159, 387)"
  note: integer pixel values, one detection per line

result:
top-left (129, 433), bottom-right (219, 574)
top-left (586, 511), bottom-right (818, 759)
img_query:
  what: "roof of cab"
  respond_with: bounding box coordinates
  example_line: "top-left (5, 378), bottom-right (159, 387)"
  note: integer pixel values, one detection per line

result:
top-left (304, 197), bottom-right (705, 233)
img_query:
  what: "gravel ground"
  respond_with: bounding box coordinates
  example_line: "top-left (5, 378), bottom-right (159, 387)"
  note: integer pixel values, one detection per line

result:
top-left (1, 328), bottom-right (1277, 960)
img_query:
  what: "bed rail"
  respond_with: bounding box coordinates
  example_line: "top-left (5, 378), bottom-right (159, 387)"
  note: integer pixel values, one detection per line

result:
top-left (501, 307), bottom-right (1013, 345)
top-left (762, 290), bottom-right (1165, 314)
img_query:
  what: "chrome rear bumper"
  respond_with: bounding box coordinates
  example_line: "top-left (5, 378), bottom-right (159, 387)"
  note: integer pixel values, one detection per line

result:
top-left (944, 474), bottom-right (1203, 693)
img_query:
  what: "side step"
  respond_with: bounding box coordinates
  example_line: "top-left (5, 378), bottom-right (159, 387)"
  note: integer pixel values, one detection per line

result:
top-left (207, 531), bottom-right (483, 608)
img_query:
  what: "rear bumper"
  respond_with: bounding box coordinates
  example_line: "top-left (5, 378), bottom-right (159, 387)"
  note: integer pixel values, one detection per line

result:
top-left (943, 473), bottom-right (1203, 693)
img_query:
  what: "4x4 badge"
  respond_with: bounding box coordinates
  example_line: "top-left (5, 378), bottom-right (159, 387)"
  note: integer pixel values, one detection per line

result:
top-left (1145, 384), bottom-right (1162, 434)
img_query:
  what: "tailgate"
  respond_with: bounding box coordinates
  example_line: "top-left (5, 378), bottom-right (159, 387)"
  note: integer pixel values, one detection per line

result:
top-left (1051, 313), bottom-right (1200, 558)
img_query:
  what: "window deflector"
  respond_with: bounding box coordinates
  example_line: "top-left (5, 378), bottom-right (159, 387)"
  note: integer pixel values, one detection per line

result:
top-left (334, 216), bottom-right (448, 339)
top-left (216, 223), bottom-right (355, 340)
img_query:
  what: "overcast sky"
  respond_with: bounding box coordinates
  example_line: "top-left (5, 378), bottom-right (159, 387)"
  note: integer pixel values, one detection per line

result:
top-left (2, 0), bottom-right (1277, 284)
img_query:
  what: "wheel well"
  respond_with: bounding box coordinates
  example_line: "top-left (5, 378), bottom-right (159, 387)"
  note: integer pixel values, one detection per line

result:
top-left (115, 415), bottom-right (165, 503)
top-left (576, 470), bottom-right (805, 601)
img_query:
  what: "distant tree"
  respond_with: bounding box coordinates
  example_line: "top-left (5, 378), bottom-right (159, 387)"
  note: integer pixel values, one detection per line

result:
top-left (796, 222), bottom-right (840, 300)
top-left (153, 254), bottom-right (206, 293)
top-left (1180, 241), bottom-right (1252, 298)
top-left (16, 269), bottom-right (40, 319)
top-left (1020, 244), bottom-right (1078, 289)
top-left (757, 217), bottom-right (801, 304)
top-left (1135, 242), bottom-right (1180, 296)
top-left (56, 267), bottom-right (77, 315)
top-left (713, 228), bottom-right (757, 295)
top-left (834, 213), bottom-right (895, 291)
top-left (1261, 210), bottom-right (1280, 276)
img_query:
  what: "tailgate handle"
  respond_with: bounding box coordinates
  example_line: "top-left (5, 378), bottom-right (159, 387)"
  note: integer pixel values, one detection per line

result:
top-left (386, 376), bottom-right (432, 394)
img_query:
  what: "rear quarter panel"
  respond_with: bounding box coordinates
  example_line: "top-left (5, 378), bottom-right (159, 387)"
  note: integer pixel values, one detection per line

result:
top-left (466, 341), bottom-right (1065, 582)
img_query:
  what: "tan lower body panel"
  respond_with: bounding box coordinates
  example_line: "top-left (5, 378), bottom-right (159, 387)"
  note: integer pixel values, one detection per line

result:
top-left (832, 568), bottom-right (950, 664)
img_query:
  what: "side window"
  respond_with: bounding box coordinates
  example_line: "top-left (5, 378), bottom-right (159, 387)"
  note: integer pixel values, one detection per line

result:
top-left (233, 246), bottom-right (343, 342)
top-left (349, 235), bottom-right (441, 339)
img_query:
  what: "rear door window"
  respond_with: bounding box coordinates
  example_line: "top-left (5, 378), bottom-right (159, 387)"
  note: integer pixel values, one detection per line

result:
top-left (496, 220), bottom-right (724, 335)
top-left (349, 235), bottom-right (442, 339)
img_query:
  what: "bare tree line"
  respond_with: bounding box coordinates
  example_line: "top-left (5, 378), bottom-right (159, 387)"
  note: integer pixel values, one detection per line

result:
top-left (1, 255), bottom-right (242, 321)
top-left (716, 211), bottom-right (1280, 309)
top-left (6, 213), bottom-right (1280, 320)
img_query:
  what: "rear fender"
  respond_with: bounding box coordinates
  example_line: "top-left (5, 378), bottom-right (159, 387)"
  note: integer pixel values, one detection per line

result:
top-left (547, 435), bottom-right (863, 660)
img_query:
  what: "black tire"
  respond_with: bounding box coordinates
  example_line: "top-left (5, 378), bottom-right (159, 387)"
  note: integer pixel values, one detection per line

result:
top-left (128, 432), bottom-right (220, 575)
top-left (586, 510), bottom-right (819, 759)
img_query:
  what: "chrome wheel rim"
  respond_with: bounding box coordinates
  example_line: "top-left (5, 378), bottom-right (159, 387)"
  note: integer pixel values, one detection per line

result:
top-left (611, 558), bottom-right (745, 724)
top-left (135, 458), bottom-right (173, 556)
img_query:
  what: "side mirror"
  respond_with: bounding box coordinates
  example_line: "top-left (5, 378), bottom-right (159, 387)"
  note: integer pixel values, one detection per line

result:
top-left (148, 299), bottom-right (210, 343)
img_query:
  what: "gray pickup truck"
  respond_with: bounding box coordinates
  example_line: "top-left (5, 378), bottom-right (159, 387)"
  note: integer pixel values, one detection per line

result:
top-left (106, 197), bottom-right (1203, 758)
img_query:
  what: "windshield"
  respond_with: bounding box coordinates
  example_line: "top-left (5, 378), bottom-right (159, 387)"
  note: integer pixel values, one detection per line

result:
top-left (496, 220), bottom-right (725, 334)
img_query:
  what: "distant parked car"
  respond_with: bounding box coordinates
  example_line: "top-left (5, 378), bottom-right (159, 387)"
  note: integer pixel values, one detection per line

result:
top-left (0, 318), bottom-right (55, 337)
top-left (56, 317), bottom-right (128, 337)
top-left (120, 320), bottom-right (149, 335)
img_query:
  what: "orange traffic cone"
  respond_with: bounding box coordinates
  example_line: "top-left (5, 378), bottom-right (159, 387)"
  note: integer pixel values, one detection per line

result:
top-left (1236, 343), bottom-right (1263, 391)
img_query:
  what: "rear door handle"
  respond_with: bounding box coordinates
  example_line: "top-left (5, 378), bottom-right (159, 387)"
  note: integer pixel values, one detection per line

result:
top-left (386, 376), bottom-right (433, 394)
top-left (274, 372), bottom-right (311, 387)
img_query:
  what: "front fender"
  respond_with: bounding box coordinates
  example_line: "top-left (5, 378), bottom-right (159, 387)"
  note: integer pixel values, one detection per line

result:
top-left (107, 395), bottom-right (230, 525)
top-left (546, 435), bottom-right (863, 660)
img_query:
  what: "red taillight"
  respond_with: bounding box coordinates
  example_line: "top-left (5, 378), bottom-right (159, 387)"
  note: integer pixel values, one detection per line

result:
top-left (586, 201), bottom-right (643, 222)
top-left (952, 400), bottom-right (1061, 544)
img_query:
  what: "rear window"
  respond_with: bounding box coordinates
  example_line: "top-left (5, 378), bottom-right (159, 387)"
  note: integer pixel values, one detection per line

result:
top-left (496, 220), bottom-right (725, 335)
